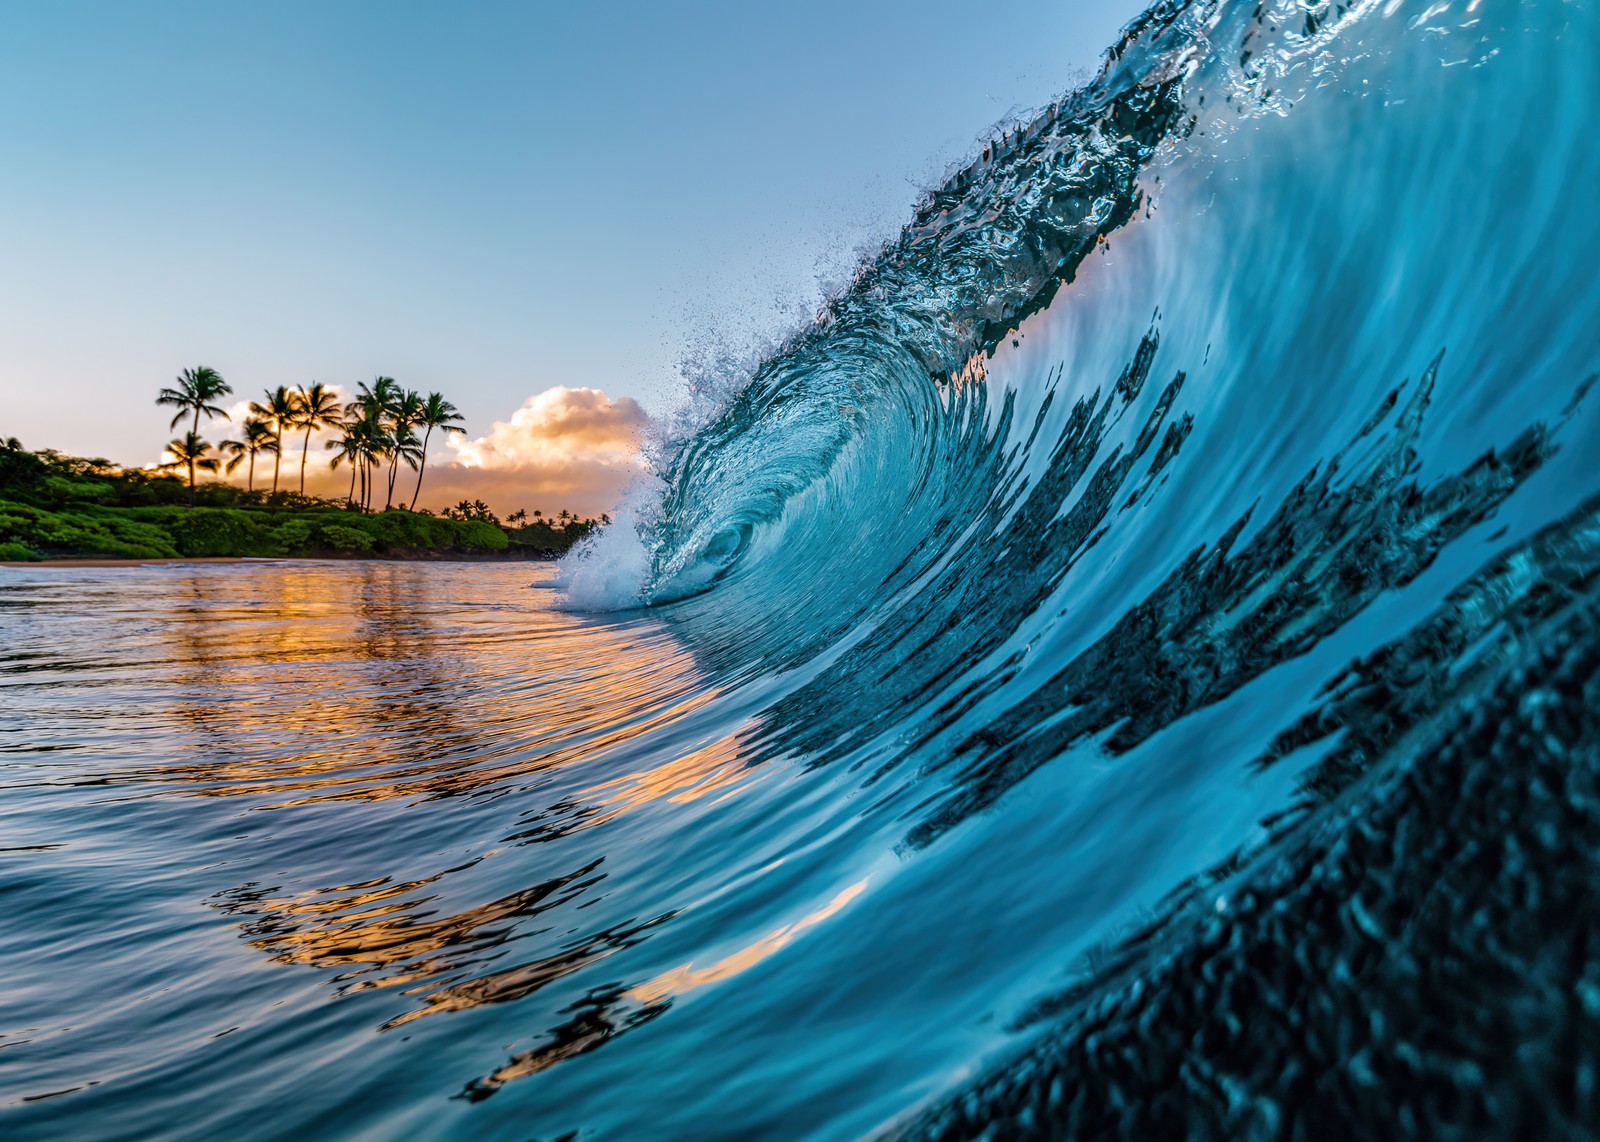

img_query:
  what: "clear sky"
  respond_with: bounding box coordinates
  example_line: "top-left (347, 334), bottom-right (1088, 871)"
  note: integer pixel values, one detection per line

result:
top-left (0, 0), bottom-right (1147, 510)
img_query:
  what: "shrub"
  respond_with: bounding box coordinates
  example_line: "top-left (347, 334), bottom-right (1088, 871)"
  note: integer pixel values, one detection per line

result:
top-left (92, 514), bottom-right (182, 558)
top-left (455, 520), bottom-right (509, 550)
top-left (362, 509), bottom-right (439, 549)
top-left (268, 517), bottom-right (315, 555)
top-left (40, 475), bottom-right (115, 506)
top-left (314, 523), bottom-right (376, 553)
top-left (164, 509), bottom-right (271, 556)
top-left (0, 501), bottom-right (178, 559)
top-left (0, 444), bottom-right (48, 498)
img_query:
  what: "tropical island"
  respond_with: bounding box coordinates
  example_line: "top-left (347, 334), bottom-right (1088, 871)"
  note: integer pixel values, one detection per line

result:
top-left (0, 367), bottom-right (607, 563)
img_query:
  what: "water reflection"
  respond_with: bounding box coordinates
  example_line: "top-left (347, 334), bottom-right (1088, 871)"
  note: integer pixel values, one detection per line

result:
top-left (456, 878), bottom-right (871, 1103)
top-left (106, 562), bottom-right (709, 808)
top-left (210, 858), bottom-right (608, 997)
top-left (626, 878), bottom-right (869, 1006)
top-left (2, 560), bottom-right (791, 1111)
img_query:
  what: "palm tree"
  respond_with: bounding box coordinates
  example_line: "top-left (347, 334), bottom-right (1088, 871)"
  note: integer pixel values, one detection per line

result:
top-left (292, 382), bottom-right (344, 495)
top-left (162, 432), bottom-right (221, 507)
top-left (327, 423), bottom-right (364, 508)
top-left (363, 421), bottom-right (392, 511)
top-left (354, 377), bottom-right (399, 424)
top-left (221, 417), bottom-right (279, 492)
top-left (341, 406), bottom-right (391, 513)
top-left (385, 389), bottom-right (424, 509)
top-left (386, 422), bottom-right (423, 510)
top-left (351, 378), bottom-right (399, 511)
top-left (408, 392), bottom-right (466, 510)
top-left (250, 387), bottom-right (300, 497)
top-left (157, 367), bottom-right (232, 437)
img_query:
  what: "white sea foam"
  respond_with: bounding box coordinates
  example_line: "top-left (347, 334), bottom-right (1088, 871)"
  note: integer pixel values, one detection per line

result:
top-left (554, 478), bottom-right (661, 611)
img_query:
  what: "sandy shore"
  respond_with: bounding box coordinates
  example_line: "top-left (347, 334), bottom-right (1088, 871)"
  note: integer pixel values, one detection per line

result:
top-left (1, 553), bottom-right (557, 569)
top-left (0, 557), bottom-right (270, 568)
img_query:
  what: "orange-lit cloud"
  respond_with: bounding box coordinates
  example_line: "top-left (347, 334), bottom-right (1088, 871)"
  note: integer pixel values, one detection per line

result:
top-left (440, 386), bottom-right (649, 516)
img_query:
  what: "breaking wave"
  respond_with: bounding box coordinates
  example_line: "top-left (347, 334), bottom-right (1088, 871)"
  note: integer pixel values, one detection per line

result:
top-left (561, 0), bottom-right (1600, 1133)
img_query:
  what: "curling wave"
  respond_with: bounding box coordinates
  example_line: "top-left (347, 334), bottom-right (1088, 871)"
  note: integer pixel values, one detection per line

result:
top-left (564, 0), bottom-right (1600, 1134)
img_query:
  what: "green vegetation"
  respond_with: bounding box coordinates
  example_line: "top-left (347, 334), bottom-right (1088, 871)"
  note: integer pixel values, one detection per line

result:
top-left (0, 439), bottom-right (508, 561)
top-left (495, 505), bottom-right (610, 551)
top-left (0, 365), bottom-right (613, 563)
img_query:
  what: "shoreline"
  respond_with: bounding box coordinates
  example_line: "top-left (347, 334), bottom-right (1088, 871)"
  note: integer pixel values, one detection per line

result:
top-left (1, 551), bottom-right (563, 569)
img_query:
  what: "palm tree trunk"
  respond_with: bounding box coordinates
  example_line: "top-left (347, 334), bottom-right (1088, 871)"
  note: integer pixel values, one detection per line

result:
top-left (385, 459), bottom-right (397, 510)
top-left (409, 426), bottom-right (433, 511)
top-left (189, 407), bottom-right (200, 507)
top-left (346, 463), bottom-right (356, 508)
top-left (300, 427), bottom-right (312, 494)
top-left (272, 427), bottom-right (282, 496)
top-left (248, 452), bottom-right (255, 493)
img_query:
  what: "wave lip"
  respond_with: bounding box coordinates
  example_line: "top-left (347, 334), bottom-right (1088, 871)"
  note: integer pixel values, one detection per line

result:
top-left (624, 2), bottom-right (1217, 602)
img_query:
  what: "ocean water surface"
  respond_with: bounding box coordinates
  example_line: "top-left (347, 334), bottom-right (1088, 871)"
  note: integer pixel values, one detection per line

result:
top-left (6, 0), bottom-right (1600, 1137)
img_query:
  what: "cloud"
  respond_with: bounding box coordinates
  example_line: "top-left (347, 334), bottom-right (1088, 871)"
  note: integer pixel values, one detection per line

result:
top-left (449, 386), bottom-right (647, 469)
top-left (436, 386), bottom-right (649, 516)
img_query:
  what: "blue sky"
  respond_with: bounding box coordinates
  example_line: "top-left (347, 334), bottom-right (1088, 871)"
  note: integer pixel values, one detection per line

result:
top-left (0, 0), bottom-right (1146, 487)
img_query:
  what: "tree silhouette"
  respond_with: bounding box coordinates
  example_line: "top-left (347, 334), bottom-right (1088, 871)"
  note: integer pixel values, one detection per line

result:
top-left (409, 392), bottom-right (466, 510)
top-left (384, 389), bottom-right (424, 509)
top-left (162, 432), bottom-right (221, 506)
top-left (293, 382), bottom-right (344, 495)
top-left (220, 417), bottom-right (279, 493)
top-left (156, 366), bottom-right (232, 437)
top-left (327, 421), bottom-right (364, 508)
top-left (352, 378), bottom-right (399, 511)
top-left (251, 386), bottom-right (301, 497)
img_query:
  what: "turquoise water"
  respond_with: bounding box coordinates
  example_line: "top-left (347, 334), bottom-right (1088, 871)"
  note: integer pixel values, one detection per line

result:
top-left (6, 0), bottom-right (1600, 1137)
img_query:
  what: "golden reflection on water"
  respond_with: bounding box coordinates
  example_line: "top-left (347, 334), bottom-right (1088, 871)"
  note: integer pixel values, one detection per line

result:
top-left (625, 878), bottom-right (869, 1005)
top-left (459, 878), bottom-right (873, 1102)
top-left (583, 725), bottom-right (766, 817)
top-left (82, 564), bottom-right (817, 1048)
top-left (6, 562), bottom-right (851, 1102)
top-left (212, 858), bottom-right (608, 996)
top-left (124, 564), bottom-right (749, 1024)
top-left (120, 562), bottom-right (712, 808)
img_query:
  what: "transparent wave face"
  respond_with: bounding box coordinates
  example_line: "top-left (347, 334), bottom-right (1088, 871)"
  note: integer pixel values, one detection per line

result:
top-left (5, 1), bottom-right (1600, 1138)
